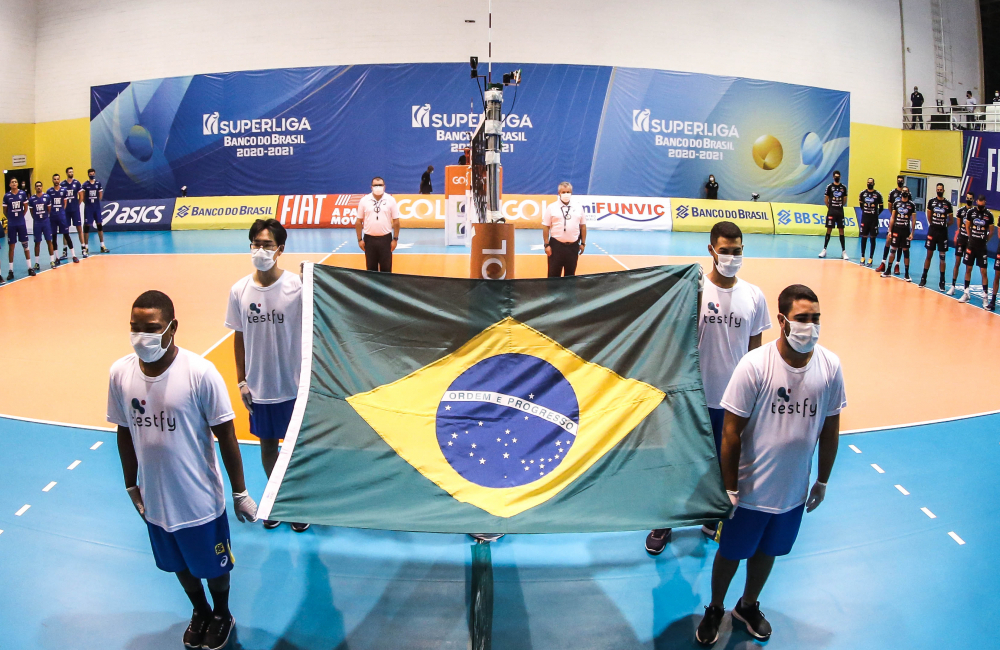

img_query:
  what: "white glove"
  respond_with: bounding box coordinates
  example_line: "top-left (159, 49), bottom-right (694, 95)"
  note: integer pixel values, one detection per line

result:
top-left (233, 490), bottom-right (258, 523)
top-left (126, 485), bottom-right (145, 519)
top-left (238, 381), bottom-right (253, 414)
top-left (727, 489), bottom-right (739, 519)
top-left (806, 481), bottom-right (827, 512)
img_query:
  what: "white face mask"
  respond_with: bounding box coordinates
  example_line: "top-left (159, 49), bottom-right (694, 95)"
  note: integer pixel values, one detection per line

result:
top-left (783, 318), bottom-right (820, 354)
top-left (560, 192), bottom-right (572, 204)
top-left (131, 321), bottom-right (175, 363)
top-left (251, 247), bottom-right (277, 272)
top-left (712, 247), bottom-right (742, 277)
top-left (372, 185), bottom-right (385, 197)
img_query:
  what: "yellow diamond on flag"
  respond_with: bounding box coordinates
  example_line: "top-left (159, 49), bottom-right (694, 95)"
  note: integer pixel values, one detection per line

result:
top-left (346, 317), bottom-right (665, 518)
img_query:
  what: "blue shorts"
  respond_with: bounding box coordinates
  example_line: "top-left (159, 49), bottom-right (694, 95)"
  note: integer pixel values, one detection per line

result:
top-left (708, 407), bottom-right (725, 459)
top-left (32, 219), bottom-right (52, 243)
top-left (65, 203), bottom-right (81, 226)
top-left (249, 398), bottom-right (296, 440)
top-left (146, 511), bottom-right (234, 579)
top-left (50, 212), bottom-right (69, 235)
top-left (7, 222), bottom-right (28, 245)
top-left (717, 504), bottom-right (805, 560)
top-left (84, 204), bottom-right (102, 227)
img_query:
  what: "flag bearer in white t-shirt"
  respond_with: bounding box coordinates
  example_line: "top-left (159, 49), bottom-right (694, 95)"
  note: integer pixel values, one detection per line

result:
top-left (646, 221), bottom-right (771, 556)
top-left (109, 290), bottom-right (258, 650)
top-left (225, 219), bottom-right (307, 533)
top-left (541, 182), bottom-right (587, 277)
top-left (695, 284), bottom-right (846, 645)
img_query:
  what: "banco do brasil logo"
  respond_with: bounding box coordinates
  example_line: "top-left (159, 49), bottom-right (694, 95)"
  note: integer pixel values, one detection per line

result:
top-left (175, 205), bottom-right (190, 218)
top-left (675, 205), bottom-right (689, 219)
top-left (778, 209), bottom-right (791, 225)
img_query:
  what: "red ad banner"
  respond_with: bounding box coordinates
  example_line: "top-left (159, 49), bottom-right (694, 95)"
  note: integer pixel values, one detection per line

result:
top-left (277, 194), bottom-right (360, 228)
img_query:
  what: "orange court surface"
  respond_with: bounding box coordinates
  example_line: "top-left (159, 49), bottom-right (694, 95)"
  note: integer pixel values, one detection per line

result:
top-left (0, 245), bottom-right (995, 439)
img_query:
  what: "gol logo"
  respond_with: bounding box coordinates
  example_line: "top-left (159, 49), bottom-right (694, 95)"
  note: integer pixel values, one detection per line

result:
top-left (675, 205), bottom-right (689, 219)
top-left (131, 398), bottom-right (147, 414)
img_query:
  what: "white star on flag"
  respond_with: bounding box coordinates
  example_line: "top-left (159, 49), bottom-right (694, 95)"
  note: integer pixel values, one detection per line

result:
top-left (503, 453), bottom-right (509, 459)
top-left (496, 438), bottom-right (501, 442)
top-left (505, 429), bottom-right (510, 434)
top-left (451, 433), bottom-right (458, 438)
top-left (528, 393), bottom-right (534, 399)
top-left (448, 441), bottom-right (453, 446)
top-left (478, 421), bottom-right (483, 426)
top-left (479, 458), bottom-right (486, 464)
top-left (445, 405), bottom-right (451, 410)
top-left (472, 443), bottom-right (477, 449)
top-left (512, 438), bottom-right (517, 443)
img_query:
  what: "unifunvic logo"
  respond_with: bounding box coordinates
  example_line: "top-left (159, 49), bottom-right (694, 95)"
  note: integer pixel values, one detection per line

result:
top-left (412, 104), bottom-right (431, 128)
top-left (203, 112), bottom-right (220, 135)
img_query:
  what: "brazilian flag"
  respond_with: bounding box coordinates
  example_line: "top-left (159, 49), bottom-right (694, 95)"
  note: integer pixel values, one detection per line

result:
top-left (258, 263), bottom-right (728, 533)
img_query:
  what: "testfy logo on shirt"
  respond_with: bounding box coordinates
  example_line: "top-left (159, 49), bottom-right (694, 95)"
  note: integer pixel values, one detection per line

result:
top-left (703, 302), bottom-right (743, 328)
top-left (130, 398), bottom-right (177, 431)
top-left (771, 387), bottom-right (818, 417)
top-left (247, 302), bottom-right (285, 324)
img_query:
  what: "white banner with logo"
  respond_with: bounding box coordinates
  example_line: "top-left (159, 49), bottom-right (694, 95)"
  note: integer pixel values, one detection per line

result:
top-left (579, 196), bottom-right (672, 230)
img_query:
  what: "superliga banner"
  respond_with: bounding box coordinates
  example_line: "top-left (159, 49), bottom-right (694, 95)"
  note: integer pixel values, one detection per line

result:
top-left (92, 64), bottom-right (848, 203)
top-left (258, 264), bottom-right (728, 532)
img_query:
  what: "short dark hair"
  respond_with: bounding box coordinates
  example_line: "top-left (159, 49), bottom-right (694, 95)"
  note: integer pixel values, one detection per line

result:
top-left (132, 290), bottom-right (175, 322)
top-left (833, 170), bottom-right (841, 176)
top-left (778, 284), bottom-right (819, 316)
top-left (249, 218), bottom-right (287, 247)
top-left (710, 221), bottom-right (743, 246)
top-left (52, 173), bottom-right (60, 178)
top-left (34, 180), bottom-right (42, 186)
top-left (66, 167), bottom-right (73, 173)
top-left (978, 195), bottom-right (987, 202)
top-left (87, 168), bottom-right (95, 174)
top-left (936, 183), bottom-right (944, 189)
top-left (371, 176), bottom-right (384, 184)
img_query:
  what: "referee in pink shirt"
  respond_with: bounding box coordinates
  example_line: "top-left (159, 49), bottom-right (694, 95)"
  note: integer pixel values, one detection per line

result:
top-left (542, 182), bottom-right (587, 277)
top-left (355, 176), bottom-right (400, 272)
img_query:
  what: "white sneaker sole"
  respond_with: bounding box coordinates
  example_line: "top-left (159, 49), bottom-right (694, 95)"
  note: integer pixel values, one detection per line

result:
top-left (732, 609), bottom-right (771, 640)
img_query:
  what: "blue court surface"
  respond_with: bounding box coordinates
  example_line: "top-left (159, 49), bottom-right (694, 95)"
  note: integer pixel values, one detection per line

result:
top-left (0, 229), bottom-right (997, 649)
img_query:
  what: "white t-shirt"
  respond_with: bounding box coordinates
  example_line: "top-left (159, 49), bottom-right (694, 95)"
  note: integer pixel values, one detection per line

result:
top-left (699, 277), bottom-right (771, 409)
top-left (542, 201), bottom-right (585, 243)
top-left (107, 348), bottom-right (235, 532)
top-left (225, 270), bottom-right (302, 403)
top-left (720, 341), bottom-right (847, 514)
top-left (358, 192), bottom-right (400, 236)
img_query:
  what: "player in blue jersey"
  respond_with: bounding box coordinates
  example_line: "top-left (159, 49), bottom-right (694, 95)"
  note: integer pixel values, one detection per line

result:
top-left (28, 181), bottom-right (57, 270)
top-left (48, 174), bottom-right (79, 264)
top-left (81, 168), bottom-right (109, 255)
top-left (61, 167), bottom-right (83, 259)
top-left (3, 178), bottom-right (35, 279)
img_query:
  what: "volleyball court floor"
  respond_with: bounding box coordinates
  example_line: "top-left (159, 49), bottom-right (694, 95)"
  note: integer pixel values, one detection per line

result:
top-left (0, 229), bottom-right (997, 649)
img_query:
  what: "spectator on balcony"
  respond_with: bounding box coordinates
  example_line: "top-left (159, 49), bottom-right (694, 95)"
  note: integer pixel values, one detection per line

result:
top-left (910, 87), bottom-right (924, 130)
top-left (966, 91), bottom-right (978, 130)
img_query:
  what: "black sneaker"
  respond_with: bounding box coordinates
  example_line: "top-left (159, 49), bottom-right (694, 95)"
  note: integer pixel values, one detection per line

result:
top-left (894, 264), bottom-right (900, 275)
top-left (32, 262), bottom-right (39, 271)
top-left (989, 297), bottom-right (996, 312)
top-left (918, 276), bottom-right (926, 287)
top-left (27, 268), bottom-right (36, 277)
top-left (291, 522), bottom-right (311, 533)
top-left (5, 270), bottom-right (12, 281)
top-left (904, 274), bottom-right (912, 283)
top-left (101, 246), bottom-right (110, 254)
top-left (262, 519), bottom-right (281, 530)
top-left (183, 609), bottom-right (212, 649)
top-left (202, 614), bottom-right (235, 650)
top-left (644, 528), bottom-right (671, 555)
top-left (939, 280), bottom-right (946, 292)
top-left (695, 604), bottom-right (725, 645)
top-left (61, 248), bottom-right (68, 260)
top-left (732, 599), bottom-right (772, 640)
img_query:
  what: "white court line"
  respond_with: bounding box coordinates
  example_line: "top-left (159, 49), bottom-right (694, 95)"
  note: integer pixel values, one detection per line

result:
top-left (590, 242), bottom-right (631, 271)
top-left (395, 243), bottom-right (414, 249)
top-left (948, 531), bottom-right (966, 545)
top-left (530, 244), bottom-right (545, 250)
top-left (15, 505), bottom-right (30, 516)
top-left (0, 412), bottom-right (114, 432)
top-left (843, 407), bottom-right (1000, 435)
top-left (67, 460), bottom-right (81, 470)
top-left (894, 484), bottom-right (910, 495)
top-left (42, 482), bottom-right (57, 492)
top-left (200, 331), bottom-right (234, 358)
top-left (90, 441), bottom-right (103, 450)
top-left (871, 463), bottom-right (885, 474)
top-left (849, 444), bottom-right (862, 453)
top-left (921, 507), bottom-right (937, 519)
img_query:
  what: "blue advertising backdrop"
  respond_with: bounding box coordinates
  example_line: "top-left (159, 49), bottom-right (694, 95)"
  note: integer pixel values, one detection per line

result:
top-left (961, 132), bottom-right (1000, 209)
top-left (91, 64), bottom-right (850, 202)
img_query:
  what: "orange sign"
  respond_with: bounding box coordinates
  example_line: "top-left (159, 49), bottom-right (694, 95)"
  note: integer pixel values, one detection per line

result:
top-left (444, 165), bottom-right (503, 197)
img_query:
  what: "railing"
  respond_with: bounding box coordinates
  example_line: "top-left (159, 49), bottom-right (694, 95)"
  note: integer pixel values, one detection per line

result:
top-left (902, 103), bottom-right (1000, 131)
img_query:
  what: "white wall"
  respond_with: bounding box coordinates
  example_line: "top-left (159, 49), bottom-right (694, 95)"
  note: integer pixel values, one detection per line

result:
top-left (29, 0), bottom-right (981, 127)
top-left (902, 0), bottom-right (983, 106)
top-left (0, 0), bottom-right (36, 122)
